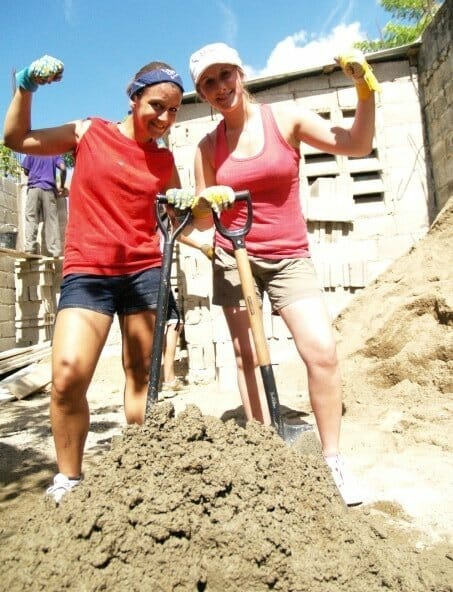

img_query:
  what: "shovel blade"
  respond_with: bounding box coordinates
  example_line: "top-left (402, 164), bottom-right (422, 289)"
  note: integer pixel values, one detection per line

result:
top-left (282, 422), bottom-right (313, 445)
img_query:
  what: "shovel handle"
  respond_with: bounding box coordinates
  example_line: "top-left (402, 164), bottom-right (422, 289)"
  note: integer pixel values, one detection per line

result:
top-left (213, 190), bottom-right (284, 435)
top-left (212, 190), bottom-right (252, 249)
top-left (145, 195), bottom-right (192, 414)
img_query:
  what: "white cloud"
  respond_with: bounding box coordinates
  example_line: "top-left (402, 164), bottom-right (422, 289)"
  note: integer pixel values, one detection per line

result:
top-left (245, 22), bottom-right (365, 80)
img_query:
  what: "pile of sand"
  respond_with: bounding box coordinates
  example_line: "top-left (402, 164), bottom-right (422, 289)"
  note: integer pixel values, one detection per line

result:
top-left (2, 202), bottom-right (452, 591)
top-left (0, 403), bottom-right (443, 592)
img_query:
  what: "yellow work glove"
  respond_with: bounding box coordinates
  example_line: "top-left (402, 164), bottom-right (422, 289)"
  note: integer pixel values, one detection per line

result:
top-left (336, 50), bottom-right (381, 100)
top-left (197, 185), bottom-right (235, 215)
top-left (165, 188), bottom-right (196, 210)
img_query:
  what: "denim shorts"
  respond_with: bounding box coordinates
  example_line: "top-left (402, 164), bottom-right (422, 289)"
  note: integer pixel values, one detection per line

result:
top-left (58, 268), bottom-right (172, 316)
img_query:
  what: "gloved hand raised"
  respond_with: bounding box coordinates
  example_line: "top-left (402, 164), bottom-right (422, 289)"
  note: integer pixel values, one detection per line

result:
top-left (335, 50), bottom-right (381, 100)
top-left (198, 185), bottom-right (235, 215)
top-left (15, 55), bottom-right (64, 93)
top-left (165, 188), bottom-right (196, 210)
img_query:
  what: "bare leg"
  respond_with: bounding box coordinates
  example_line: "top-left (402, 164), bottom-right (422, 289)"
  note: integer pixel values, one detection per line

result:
top-left (119, 310), bottom-right (155, 424)
top-left (41, 189), bottom-right (62, 257)
top-left (24, 188), bottom-right (40, 253)
top-left (51, 308), bottom-right (112, 477)
top-left (223, 306), bottom-right (271, 425)
top-left (279, 296), bottom-right (342, 456)
top-left (163, 322), bottom-right (182, 383)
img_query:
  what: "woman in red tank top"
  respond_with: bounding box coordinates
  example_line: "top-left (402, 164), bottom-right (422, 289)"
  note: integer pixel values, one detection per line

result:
top-left (4, 56), bottom-right (185, 502)
top-left (189, 43), bottom-right (379, 506)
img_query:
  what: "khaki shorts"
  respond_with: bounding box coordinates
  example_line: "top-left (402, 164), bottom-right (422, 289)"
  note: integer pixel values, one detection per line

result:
top-left (212, 247), bottom-right (322, 311)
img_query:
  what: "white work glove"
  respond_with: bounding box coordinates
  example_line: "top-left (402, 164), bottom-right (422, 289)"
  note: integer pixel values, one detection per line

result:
top-left (165, 188), bottom-right (196, 210)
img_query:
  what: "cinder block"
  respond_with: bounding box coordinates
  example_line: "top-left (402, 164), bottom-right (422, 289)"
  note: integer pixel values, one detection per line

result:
top-left (16, 323), bottom-right (54, 345)
top-left (186, 343), bottom-right (215, 373)
top-left (212, 313), bottom-right (231, 342)
top-left (328, 263), bottom-right (344, 288)
top-left (306, 178), bottom-right (355, 222)
top-left (184, 321), bottom-right (213, 343)
top-left (215, 341), bottom-right (235, 366)
top-left (348, 261), bottom-right (367, 287)
top-left (376, 234), bottom-right (418, 260)
top-left (270, 315), bottom-right (291, 340)
top-left (0, 287), bottom-right (15, 305)
top-left (216, 364), bottom-right (237, 392)
top-left (15, 300), bottom-right (55, 320)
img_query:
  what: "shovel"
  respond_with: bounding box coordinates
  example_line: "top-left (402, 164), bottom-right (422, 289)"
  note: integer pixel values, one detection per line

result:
top-left (145, 196), bottom-right (191, 416)
top-left (212, 191), bottom-right (314, 446)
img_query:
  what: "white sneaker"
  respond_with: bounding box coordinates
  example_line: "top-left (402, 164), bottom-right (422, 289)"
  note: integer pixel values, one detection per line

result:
top-left (46, 473), bottom-right (82, 504)
top-left (325, 454), bottom-right (362, 507)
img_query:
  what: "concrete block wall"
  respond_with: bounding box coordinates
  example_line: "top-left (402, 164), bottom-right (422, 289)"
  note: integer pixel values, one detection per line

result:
top-left (418, 0), bottom-right (453, 212)
top-left (0, 177), bottom-right (20, 351)
top-left (0, 176), bottom-right (65, 353)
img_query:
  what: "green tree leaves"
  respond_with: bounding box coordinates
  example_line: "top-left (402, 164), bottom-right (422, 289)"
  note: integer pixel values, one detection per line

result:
top-left (0, 142), bottom-right (21, 180)
top-left (356, 0), bottom-right (442, 52)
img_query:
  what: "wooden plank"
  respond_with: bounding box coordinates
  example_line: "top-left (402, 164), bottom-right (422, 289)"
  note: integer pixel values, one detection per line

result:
top-left (0, 247), bottom-right (63, 261)
top-left (0, 342), bottom-right (51, 376)
top-left (0, 362), bottom-right (51, 403)
top-left (0, 246), bottom-right (43, 260)
top-left (0, 342), bottom-right (50, 362)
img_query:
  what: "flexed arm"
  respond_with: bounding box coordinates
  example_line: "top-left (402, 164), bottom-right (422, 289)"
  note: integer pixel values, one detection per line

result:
top-left (290, 50), bottom-right (379, 158)
top-left (3, 55), bottom-right (79, 155)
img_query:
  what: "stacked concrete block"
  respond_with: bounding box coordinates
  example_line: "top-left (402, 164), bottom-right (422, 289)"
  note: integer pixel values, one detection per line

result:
top-left (178, 235), bottom-right (216, 385)
top-left (306, 177), bottom-right (355, 222)
top-left (0, 255), bottom-right (16, 350)
top-left (0, 177), bottom-right (20, 352)
top-left (0, 177), bottom-right (19, 231)
top-left (183, 294), bottom-right (216, 384)
top-left (14, 259), bottom-right (57, 346)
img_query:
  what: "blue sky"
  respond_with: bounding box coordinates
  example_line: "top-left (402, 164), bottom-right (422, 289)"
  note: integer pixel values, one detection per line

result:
top-left (1, 0), bottom-right (391, 133)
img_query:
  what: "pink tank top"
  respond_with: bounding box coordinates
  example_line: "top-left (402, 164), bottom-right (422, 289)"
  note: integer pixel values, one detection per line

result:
top-left (214, 104), bottom-right (310, 258)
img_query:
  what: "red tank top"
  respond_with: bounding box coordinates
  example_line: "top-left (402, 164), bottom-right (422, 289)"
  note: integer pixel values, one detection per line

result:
top-left (214, 104), bottom-right (310, 258)
top-left (63, 118), bottom-right (175, 276)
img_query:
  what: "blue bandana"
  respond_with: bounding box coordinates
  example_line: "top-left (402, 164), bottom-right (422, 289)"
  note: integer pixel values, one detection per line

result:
top-left (127, 68), bottom-right (184, 97)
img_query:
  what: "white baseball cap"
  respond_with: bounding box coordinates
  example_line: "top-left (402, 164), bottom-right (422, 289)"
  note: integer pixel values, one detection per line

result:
top-left (189, 43), bottom-right (243, 86)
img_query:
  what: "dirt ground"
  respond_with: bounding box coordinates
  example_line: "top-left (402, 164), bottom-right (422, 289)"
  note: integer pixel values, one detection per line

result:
top-left (0, 199), bottom-right (452, 591)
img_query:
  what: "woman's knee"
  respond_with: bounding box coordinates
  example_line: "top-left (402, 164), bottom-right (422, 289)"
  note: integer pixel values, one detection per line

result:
top-left (123, 357), bottom-right (150, 385)
top-left (52, 357), bottom-right (90, 403)
top-left (306, 340), bottom-right (339, 371)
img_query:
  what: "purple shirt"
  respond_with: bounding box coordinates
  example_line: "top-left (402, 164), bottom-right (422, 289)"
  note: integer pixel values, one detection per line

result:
top-left (22, 155), bottom-right (64, 191)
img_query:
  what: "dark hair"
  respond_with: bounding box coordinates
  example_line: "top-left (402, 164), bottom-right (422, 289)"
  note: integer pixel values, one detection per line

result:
top-left (126, 61), bottom-right (176, 98)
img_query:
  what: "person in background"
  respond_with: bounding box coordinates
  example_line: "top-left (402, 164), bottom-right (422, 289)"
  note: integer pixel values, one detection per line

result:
top-left (160, 290), bottom-right (186, 398)
top-left (3, 54), bottom-right (185, 503)
top-left (22, 153), bottom-right (66, 257)
top-left (185, 42), bottom-right (380, 506)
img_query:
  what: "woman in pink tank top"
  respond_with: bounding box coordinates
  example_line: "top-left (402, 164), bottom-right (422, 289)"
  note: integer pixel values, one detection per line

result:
top-left (189, 43), bottom-right (379, 506)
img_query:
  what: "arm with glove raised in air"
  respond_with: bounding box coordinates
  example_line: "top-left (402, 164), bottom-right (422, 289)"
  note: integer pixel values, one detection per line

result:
top-left (3, 55), bottom-right (79, 155)
top-left (287, 49), bottom-right (379, 158)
